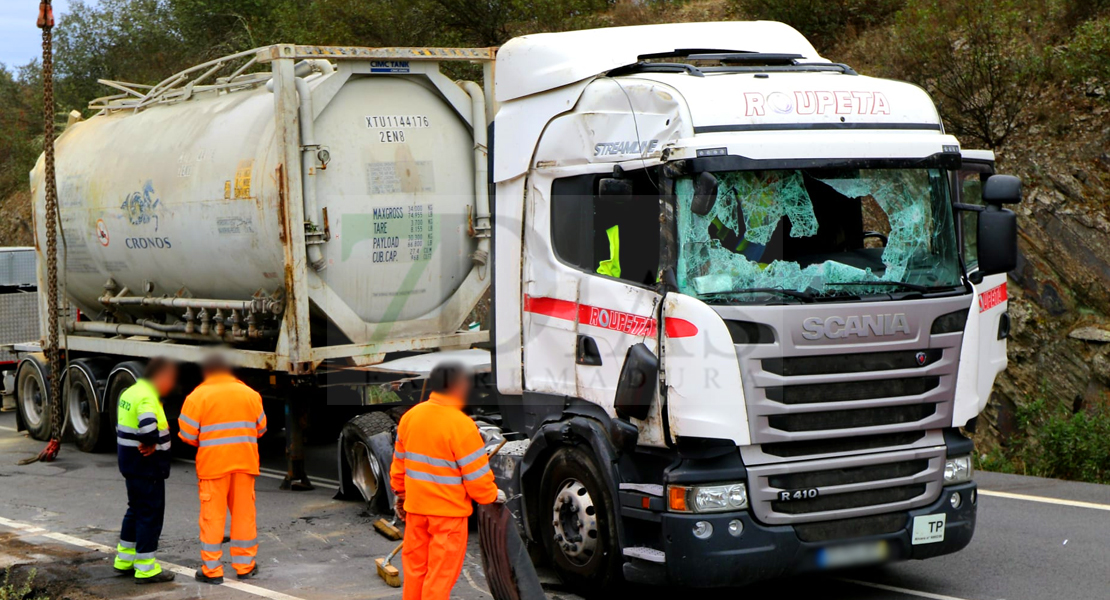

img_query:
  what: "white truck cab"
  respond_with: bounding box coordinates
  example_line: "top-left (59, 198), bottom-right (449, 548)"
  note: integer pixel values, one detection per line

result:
top-left (485, 22), bottom-right (1018, 589)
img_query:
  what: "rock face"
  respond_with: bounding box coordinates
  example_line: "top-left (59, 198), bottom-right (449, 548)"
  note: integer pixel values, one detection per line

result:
top-left (982, 113), bottom-right (1110, 446)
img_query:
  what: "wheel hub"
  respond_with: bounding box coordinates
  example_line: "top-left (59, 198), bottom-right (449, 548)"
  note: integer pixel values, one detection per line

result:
top-left (551, 479), bottom-right (598, 564)
top-left (68, 380), bottom-right (91, 436)
top-left (20, 377), bottom-right (44, 427)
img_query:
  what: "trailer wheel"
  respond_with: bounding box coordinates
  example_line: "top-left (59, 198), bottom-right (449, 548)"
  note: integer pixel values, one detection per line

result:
top-left (538, 446), bottom-right (621, 595)
top-left (340, 412), bottom-right (396, 512)
top-left (16, 357), bottom-right (53, 441)
top-left (65, 360), bottom-right (112, 453)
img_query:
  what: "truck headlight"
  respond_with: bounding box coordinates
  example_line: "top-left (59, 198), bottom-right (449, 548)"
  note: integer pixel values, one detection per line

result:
top-left (944, 456), bottom-right (973, 484)
top-left (667, 483), bottom-right (748, 513)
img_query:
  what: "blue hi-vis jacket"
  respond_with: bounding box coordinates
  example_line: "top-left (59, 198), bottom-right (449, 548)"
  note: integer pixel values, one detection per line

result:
top-left (117, 379), bottom-right (172, 479)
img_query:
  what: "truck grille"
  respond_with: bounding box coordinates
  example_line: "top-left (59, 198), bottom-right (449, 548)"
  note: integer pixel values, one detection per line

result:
top-left (746, 448), bottom-right (945, 525)
top-left (715, 297), bottom-right (972, 524)
top-left (759, 431), bottom-right (927, 459)
top-left (794, 513), bottom-right (908, 543)
top-left (718, 296), bottom-right (970, 449)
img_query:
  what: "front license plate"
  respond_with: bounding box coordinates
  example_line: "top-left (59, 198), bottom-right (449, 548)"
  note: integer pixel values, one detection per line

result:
top-left (911, 513), bottom-right (947, 545)
top-left (817, 540), bottom-right (889, 569)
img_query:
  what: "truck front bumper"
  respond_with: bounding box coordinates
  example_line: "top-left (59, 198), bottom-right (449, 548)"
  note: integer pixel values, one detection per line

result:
top-left (626, 482), bottom-right (977, 588)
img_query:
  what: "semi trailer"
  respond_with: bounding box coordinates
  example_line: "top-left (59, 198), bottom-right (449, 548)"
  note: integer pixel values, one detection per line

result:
top-left (4, 21), bottom-right (1019, 591)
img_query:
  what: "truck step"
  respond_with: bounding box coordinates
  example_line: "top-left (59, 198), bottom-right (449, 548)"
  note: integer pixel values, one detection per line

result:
top-left (623, 547), bottom-right (666, 564)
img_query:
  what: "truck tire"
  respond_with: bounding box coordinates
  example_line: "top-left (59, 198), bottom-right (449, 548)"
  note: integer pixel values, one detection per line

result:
top-left (340, 412), bottom-right (396, 512)
top-left (64, 360), bottom-right (112, 453)
top-left (16, 357), bottom-right (53, 441)
top-left (104, 361), bottom-right (144, 443)
top-left (538, 445), bottom-right (621, 595)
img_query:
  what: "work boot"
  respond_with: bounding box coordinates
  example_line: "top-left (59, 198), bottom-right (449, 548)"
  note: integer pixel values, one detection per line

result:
top-left (237, 564), bottom-right (259, 580)
top-left (195, 569), bottom-right (224, 585)
top-left (136, 571), bottom-right (176, 585)
top-left (113, 566), bottom-right (133, 576)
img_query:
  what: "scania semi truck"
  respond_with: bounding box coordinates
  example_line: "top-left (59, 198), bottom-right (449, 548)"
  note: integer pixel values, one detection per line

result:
top-left (4, 21), bottom-right (1019, 590)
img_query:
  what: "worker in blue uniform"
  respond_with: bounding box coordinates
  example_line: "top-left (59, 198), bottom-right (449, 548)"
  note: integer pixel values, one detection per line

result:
top-left (113, 357), bottom-right (178, 584)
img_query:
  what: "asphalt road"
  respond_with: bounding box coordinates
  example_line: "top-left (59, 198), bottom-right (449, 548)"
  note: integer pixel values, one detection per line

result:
top-left (1, 409), bottom-right (1108, 600)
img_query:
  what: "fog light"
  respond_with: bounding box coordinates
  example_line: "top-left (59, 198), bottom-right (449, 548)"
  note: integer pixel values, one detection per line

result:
top-left (970, 489), bottom-right (976, 505)
top-left (950, 492), bottom-right (962, 509)
top-left (692, 521), bottom-right (713, 539)
top-left (727, 519), bottom-right (744, 537)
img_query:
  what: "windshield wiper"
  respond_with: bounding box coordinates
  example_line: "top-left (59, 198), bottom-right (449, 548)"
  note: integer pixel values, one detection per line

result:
top-left (702, 287), bottom-right (816, 302)
top-left (825, 281), bottom-right (952, 293)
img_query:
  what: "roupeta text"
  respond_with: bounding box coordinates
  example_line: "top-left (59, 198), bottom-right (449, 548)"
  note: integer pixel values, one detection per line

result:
top-left (743, 90), bottom-right (892, 117)
top-left (124, 237), bottom-right (172, 250)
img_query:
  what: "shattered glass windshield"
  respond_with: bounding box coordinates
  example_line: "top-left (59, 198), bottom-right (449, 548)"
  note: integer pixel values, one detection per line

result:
top-left (676, 168), bottom-right (962, 302)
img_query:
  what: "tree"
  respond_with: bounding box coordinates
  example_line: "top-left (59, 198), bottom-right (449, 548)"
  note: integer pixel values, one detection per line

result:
top-left (884, 0), bottom-right (1051, 149)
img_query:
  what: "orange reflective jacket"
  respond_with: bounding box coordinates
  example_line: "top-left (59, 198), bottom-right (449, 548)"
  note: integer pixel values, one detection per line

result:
top-left (390, 392), bottom-right (498, 517)
top-left (178, 374), bottom-right (266, 479)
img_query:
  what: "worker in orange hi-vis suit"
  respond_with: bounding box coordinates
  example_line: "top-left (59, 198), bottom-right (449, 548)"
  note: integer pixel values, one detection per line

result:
top-left (391, 362), bottom-right (504, 600)
top-left (178, 354), bottom-right (267, 585)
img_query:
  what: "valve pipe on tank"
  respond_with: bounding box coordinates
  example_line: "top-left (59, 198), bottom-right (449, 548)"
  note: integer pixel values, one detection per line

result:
top-left (458, 80), bottom-right (491, 277)
top-left (69, 320), bottom-right (277, 343)
top-left (458, 80), bottom-right (490, 235)
top-left (99, 295), bottom-right (282, 315)
top-left (268, 70), bottom-right (327, 271)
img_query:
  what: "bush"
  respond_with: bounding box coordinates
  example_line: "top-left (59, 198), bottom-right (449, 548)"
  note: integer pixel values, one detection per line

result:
top-left (0, 569), bottom-right (49, 600)
top-left (979, 397), bottom-right (1110, 484)
top-left (883, 0), bottom-right (1051, 149)
top-left (1065, 15), bottom-right (1110, 91)
top-left (735, 0), bottom-right (904, 50)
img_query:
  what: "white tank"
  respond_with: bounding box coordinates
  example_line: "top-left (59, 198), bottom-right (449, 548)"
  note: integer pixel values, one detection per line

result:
top-left (31, 67), bottom-right (478, 330)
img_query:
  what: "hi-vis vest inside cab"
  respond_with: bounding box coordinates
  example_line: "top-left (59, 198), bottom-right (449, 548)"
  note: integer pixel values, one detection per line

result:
top-left (390, 392), bottom-right (499, 517)
top-left (178, 374), bottom-right (267, 479)
top-left (116, 379), bottom-right (172, 479)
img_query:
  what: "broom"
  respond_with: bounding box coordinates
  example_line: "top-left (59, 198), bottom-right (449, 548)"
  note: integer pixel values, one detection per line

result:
top-left (375, 541), bottom-right (403, 587)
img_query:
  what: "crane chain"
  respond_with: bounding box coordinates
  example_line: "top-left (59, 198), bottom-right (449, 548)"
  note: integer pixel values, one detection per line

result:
top-left (39, 0), bottom-right (63, 459)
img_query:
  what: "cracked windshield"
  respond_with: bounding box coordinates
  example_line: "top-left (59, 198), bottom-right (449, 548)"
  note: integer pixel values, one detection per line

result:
top-left (676, 167), bottom-right (962, 302)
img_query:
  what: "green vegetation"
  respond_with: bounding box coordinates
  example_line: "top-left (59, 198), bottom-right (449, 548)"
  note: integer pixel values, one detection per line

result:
top-left (734, 0), bottom-right (904, 48)
top-left (976, 397), bottom-right (1110, 484)
top-left (0, 569), bottom-right (49, 600)
top-left (1066, 15), bottom-right (1110, 88)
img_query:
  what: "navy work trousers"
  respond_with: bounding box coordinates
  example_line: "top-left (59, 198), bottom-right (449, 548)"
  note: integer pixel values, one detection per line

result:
top-left (120, 476), bottom-right (166, 555)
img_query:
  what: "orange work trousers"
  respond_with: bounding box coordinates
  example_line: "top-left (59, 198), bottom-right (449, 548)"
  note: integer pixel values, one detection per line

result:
top-left (198, 472), bottom-right (257, 578)
top-left (402, 513), bottom-right (468, 600)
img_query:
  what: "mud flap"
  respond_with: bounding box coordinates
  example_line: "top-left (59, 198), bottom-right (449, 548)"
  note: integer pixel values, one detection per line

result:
top-left (477, 502), bottom-right (546, 600)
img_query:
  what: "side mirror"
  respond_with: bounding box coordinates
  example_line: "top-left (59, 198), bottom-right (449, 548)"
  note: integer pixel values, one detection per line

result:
top-left (690, 171), bottom-right (719, 216)
top-left (614, 343), bottom-right (658, 421)
top-left (599, 177), bottom-right (633, 197)
top-left (982, 174), bottom-right (1021, 205)
top-left (977, 206), bottom-right (1017, 275)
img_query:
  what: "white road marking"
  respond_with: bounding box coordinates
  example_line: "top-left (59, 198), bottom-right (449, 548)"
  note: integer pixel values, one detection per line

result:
top-left (0, 514), bottom-right (307, 600)
top-left (176, 458), bottom-right (340, 491)
top-left (840, 578), bottom-right (975, 600)
top-left (979, 489), bottom-right (1110, 512)
top-left (462, 568), bottom-right (491, 597)
top-left (0, 425), bottom-right (18, 432)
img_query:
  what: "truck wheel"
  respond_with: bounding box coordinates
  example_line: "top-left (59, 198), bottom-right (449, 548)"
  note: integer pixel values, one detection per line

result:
top-left (538, 446), bottom-right (621, 594)
top-left (105, 361), bottom-right (144, 442)
top-left (340, 412), bottom-right (396, 511)
top-left (16, 357), bottom-right (53, 441)
top-left (65, 360), bottom-right (112, 453)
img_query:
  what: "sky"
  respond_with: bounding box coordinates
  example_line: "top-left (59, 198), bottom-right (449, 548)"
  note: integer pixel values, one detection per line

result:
top-left (0, 0), bottom-right (90, 69)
